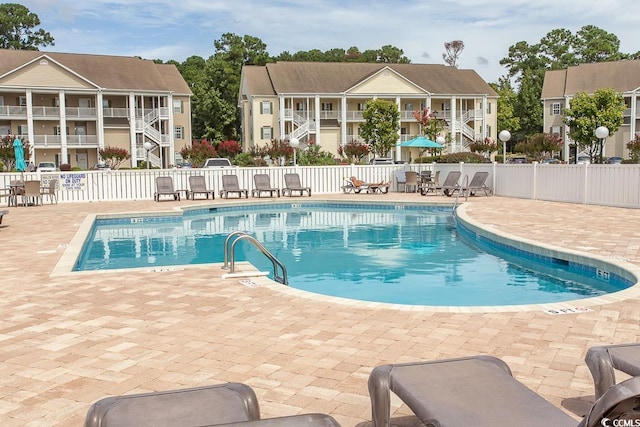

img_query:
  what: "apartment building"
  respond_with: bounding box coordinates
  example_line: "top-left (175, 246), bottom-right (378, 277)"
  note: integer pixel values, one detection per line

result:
top-left (239, 62), bottom-right (498, 161)
top-left (0, 49), bottom-right (192, 169)
top-left (542, 60), bottom-right (640, 161)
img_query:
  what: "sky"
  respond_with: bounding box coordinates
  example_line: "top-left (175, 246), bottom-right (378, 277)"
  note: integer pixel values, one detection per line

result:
top-left (18, 0), bottom-right (640, 84)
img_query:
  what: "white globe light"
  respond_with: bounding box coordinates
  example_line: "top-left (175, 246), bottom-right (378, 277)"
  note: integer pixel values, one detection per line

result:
top-left (289, 137), bottom-right (300, 148)
top-left (143, 141), bottom-right (153, 151)
top-left (498, 130), bottom-right (511, 142)
top-left (436, 136), bottom-right (445, 145)
top-left (595, 126), bottom-right (609, 139)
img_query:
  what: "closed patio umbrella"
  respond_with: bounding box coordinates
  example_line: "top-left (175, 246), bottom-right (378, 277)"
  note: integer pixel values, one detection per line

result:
top-left (397, 136), bottom-right (444, 149)
top-left (13, 137), bottom-right (27, 172)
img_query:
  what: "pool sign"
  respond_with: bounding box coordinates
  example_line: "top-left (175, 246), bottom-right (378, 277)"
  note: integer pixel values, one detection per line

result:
top-left (60, 172), bottom-right (87, 191)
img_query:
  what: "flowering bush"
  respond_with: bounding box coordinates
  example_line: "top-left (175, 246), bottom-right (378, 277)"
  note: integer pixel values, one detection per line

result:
top-left (99, 146), bottom-right (130, 170)
top-left (0, 135), bottom-right (32, 171)
top-left (337, 139), bottom-right (370, 164)
top-left (627, 134), bottom-right (640, 162)
top-left (217, 140), bottom-right (242, 159)
top-left (181, 139), bottom-right (217, 167)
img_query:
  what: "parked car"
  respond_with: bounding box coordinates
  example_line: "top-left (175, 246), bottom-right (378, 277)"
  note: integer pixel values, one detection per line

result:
top-left (93, 163), bottom-right (111, 171)
top-left (176, 161), bottom-right (192, 168)
top-left (508, 157), bottom-right (527, 164)
top-left (577, 156), bottom-right (591, 164)
top-left (541, 158), bottom-right (561, 164)
top-left (37, 162), bottom-right (57, 172)
top-left (605, 157), bottom-right (623, 164)
top-left (370, 157), bottom-right (394, 165)
top-left (204, 158), bottom-right (233, 168)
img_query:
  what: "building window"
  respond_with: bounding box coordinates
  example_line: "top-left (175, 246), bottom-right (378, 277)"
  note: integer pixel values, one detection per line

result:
top-left (174, 126), bottom-right (183, 139)
top-left (404, 103), bottom-right (413, 111)
top-left (260, 101), bottom-right (272, 114)
top-left (54, 126), bottom-right (70, 136)
top-left (357, 103), bottom-right (367, 111)
top-left (550, 126), bottom-right (562, 136)
top-left (486, 124), bottom-right (491, 138)
top-left (261, 127), bottom-right (272, 139)
top-left (551, 103), bottom-right (562, 115)
top-left (102, 99), bottom-right (111, 108)
top-left (486, 102), bottom-right (492, 114)
top-left (321, 102), bottom-right (333, 111)
top-left (295, 102), bottom-right (305, 111)
top-left (173, 100), bottom-right (183, 113)
top-left (17, 125), bottom-right (28, 136)
top-left (17, 96), bottom-right (27, 106)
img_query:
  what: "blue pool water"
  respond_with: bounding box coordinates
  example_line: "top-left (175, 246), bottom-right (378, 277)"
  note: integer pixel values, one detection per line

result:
top-left (74, 203), bottom-right (631, 306)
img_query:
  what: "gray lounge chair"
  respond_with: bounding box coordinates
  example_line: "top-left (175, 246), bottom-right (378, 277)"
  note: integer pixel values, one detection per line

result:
top-left (439, 170), bottom-right (461, 196)
top-left (395, 170), bottom-right (406, 192)
top-left (368, 355), bottom-right (640, 427)
top-left (84, 382), bottom-right (341, 427)
top-left (586, 343), bottom-right (640, 399)
top-left (252, 173), bottom-right (280, 198)
top-left (188, 175), bottom-right (215, 200)
top-left (84, 383), bottom-right (260, 427)
top-left (154, 176), bottom-right (180, 201)
top-left (282, 173), bottom-right (311, 197)
top-left (220, 175), bottom-right (248, 198)
top-left (463, 171), bottom-right (492, 196)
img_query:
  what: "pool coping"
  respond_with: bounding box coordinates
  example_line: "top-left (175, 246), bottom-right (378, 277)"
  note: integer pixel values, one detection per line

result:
top-left (51, 199), bottom-right (640, 313)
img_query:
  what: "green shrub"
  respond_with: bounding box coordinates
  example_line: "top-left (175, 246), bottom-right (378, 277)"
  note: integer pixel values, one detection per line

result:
top-left (435, 152), bottom-right (489, 163)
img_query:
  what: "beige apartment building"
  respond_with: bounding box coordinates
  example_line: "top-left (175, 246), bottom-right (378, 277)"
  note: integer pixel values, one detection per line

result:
top-left (542, 60), bottom-right (640, 161)
top-left (239, 62), bottom-right (498, 161)
top-left (0, 49), bottom-right (192, 169)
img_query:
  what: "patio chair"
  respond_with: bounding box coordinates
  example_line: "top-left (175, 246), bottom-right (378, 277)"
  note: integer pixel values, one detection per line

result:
top-left (463, 171), bottom-right (492, 196)
top-left (282, 173), bottom-right (311, 197)
top-left (439, 170), bottom-right (462, 196)
top-left (84, 383), bottom-right (260, 427)
top-left (23, 180), bottom-right (42, 206)
top-left (368, 355), bottom-right (640, 427)
top-left (220, 175), bottom-right (248, 199)
top-left (154, 176), bottom-right (180, 201)
top-left (404, 171), bottom-right (418, 193)
top-left (420, 170), bottom-right (440, 195)
top-left (188, 175), bottom-right (215, 200)
top-left (40, 178), bottom-right (58, 204)
top-left (0, 209), bottom-right (7, 225)
top-left (395, 170), bottom-right (406, 192)
top-left (585, 343), bottom-right (640, 399)
top-left (252, 173), bottom-right (280, 198)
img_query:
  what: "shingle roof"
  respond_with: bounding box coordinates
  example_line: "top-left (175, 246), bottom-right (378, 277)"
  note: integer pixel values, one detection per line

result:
top-left (541, 60), bottom-right (640, 98)
top-left (244, 62), bottom-right (497, 96)
top-left (0, 49), bottom-right (192, 94)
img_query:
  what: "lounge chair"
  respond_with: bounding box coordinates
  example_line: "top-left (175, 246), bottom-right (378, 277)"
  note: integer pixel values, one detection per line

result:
top-left (84, 382), bottom-right (341, 427)
top-left (463, 171), bottom-right (492, 196)
top-left (188, 175), bottom-right (215, 200)
top-left (282, 173), bottom-right (311, 197)
top-left (40, 178), bottom-right (58, 204)
top-left (342, 177), bottom-right (389, 194)
top-left (23, 180), bottom-right (42, 206)
top-left (404, 171), bottom-right (418, 193)
top-left (368, 355), bottom-right (640, 427)
top-left (252, 173), bottom-right (280, 198)
top-left (220, 175), bottom-right (248, 198)
top-left (0, 209), bottom-right (7, 225)
top-left (439, 170), bottom-right (462, 196)
top-left (84, 383), bottom-right (259, 427)
top-left (585, 343), bottom-right (640, 399)
top-left (154, 176), bottom-right (180, 201)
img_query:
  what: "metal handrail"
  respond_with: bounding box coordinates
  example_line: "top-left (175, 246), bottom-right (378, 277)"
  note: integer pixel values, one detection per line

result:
top-left (452, 174), bottom-right (469, 214)
top-left (222, 231), bottom-right (288, 285)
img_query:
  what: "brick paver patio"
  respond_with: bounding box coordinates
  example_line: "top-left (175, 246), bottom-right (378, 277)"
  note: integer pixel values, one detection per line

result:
top-left (1, 193), bottom-right (639, 426)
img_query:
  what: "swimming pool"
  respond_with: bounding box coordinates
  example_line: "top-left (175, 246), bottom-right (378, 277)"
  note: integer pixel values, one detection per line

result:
top-left (74, 202), bottom-right (633, 306)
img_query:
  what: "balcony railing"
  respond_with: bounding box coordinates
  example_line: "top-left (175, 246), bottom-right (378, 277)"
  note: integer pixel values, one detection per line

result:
top-left (0, 105), bottom-right (27, 118)
top-left (32, 134), bottom-right (98, 147)
top-left (32, 106), bottom-right (61, 118)
top-left (103, 107), bottom-right (130, 118)
top-left (65, 107), bottom-right (97, 118)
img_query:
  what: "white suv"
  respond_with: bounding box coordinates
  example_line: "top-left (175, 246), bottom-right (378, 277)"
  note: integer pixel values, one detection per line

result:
top-left (37, 162), bottom-right (57, 172)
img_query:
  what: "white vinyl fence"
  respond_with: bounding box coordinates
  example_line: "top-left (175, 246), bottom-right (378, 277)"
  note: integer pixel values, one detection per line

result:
top-left (1, 163), bottom-right (639, 208)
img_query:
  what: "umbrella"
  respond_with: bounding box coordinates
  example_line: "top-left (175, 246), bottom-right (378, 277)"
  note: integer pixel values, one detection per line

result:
top-left (13, 137), bottom-right (27, 172)
top-left (397, 135), bottom-right (444, 148)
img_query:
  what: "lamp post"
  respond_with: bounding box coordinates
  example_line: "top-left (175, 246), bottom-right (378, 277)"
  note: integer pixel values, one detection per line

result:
top-left (499, 130), bottom-right (511, 164)
top-left (290, 137), bottom-right (300, 166)
top-left (143, 141), bottom-right (153, 169)
top-left (595, 126), bottom-right (609, 164)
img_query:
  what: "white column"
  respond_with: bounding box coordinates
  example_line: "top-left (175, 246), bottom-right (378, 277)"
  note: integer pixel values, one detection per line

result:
top-left (630, 93), bottom-right (637, 157)
top-left (564, 96), bottom-right (572, 162)
top-left (482, 95), bottom-right (487, 140)
top-left (395, 96), bottom-right (401, 160)
top-left (450, 96), bottom-right (457, 152)
top-left (59, 89), bottom-right (68, 163)
top-left (340, 95), bottom-right (348, 148)
top-left (25, 89), bottom-right (35, 161)
top-left (129, 93), bottom-right (137, 165)
top-left (314, 95), bottom-right (321, 143)
top-left (167, 93), bottom-right (175, 166)
top-left (279, 95), bottom-right (285, 138)
top-left (96, 91), bottom-right (105, 150)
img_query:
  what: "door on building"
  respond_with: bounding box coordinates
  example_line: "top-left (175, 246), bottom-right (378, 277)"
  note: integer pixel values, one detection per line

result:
top-left (76, 152), bottom-right (88, 170)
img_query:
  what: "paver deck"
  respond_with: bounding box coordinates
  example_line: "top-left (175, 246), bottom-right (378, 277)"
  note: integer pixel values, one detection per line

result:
top-left (1, 193), bottom-right (639, 426)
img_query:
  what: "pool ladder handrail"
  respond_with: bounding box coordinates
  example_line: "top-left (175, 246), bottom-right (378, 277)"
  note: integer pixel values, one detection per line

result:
top-left (223, 231), bottom-right (288, 285)
top-left (452, 174), bottom-right (470, 215)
